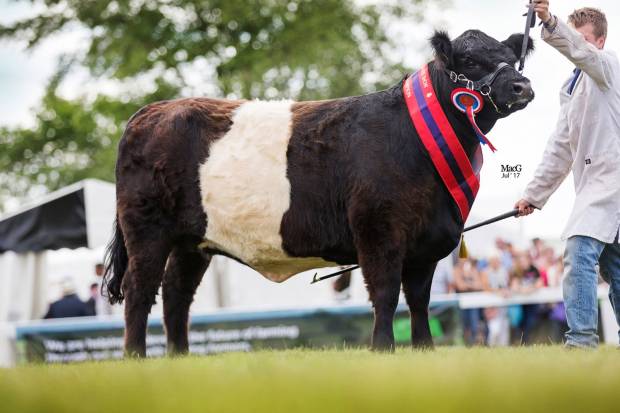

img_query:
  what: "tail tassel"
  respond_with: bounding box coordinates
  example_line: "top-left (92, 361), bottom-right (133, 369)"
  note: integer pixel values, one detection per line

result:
top-left (458, 234), bottom-right (468, 259)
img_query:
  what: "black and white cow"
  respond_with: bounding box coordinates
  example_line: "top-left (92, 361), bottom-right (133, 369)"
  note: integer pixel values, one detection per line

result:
top-left (104, 29), bottom-right (534, 357)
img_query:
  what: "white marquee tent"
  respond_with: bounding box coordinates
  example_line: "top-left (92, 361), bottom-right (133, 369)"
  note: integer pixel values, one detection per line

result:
top-left (0, 179), bottom-right (116, 365)
top-left (0, 179), bottom-right (116, 323)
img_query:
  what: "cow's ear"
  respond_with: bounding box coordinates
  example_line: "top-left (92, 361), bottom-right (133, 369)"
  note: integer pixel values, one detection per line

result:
top-left (502, 34), bottom-right (535, 59)
top-left (430, 31), bottom-right (453, 68)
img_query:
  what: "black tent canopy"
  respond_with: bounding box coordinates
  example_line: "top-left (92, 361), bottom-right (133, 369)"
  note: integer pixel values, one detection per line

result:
top-left (0, 179), bottom-right (116, 344)
top-left (0, 179), bottom-right (115, 253)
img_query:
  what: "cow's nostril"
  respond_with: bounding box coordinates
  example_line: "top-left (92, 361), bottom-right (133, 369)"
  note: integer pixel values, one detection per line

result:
top-left (513, 83), bottom-right (524, 95)
top-left (511, 81), bottom-right (534, 99)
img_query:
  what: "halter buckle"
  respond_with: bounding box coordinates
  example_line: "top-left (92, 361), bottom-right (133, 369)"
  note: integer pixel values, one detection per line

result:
top-left (455, 74), bottom-right (473, 90)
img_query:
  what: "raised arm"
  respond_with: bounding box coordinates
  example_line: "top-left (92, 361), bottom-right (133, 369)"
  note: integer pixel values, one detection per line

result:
top-left (534, 0), bottom-right (615, 91)
top-left (543, 18), bottom-right (614, 90)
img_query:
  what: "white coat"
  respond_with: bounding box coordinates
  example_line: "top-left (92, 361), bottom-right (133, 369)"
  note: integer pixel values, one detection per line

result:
top-left (523, 18), bottom-right (620, 243)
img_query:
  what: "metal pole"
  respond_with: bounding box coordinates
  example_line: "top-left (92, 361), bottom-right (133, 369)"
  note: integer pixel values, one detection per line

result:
top-left (310, 209), bottom-right (520, 284)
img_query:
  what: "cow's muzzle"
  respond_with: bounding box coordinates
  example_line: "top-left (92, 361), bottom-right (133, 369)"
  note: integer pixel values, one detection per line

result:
top-left (507, 79), bottom-right (535, 110)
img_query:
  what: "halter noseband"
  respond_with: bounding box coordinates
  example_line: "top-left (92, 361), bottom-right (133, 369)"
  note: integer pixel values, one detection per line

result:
top-left (445, 62), bottom-right (515, 114)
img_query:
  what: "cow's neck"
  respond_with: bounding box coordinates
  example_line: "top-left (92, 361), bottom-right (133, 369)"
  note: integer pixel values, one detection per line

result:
top-left (427, 62), bottom-right (498, 158)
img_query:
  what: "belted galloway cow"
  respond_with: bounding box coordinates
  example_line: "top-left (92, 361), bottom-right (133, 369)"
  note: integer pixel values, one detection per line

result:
top-left (104, 29), bottom-right (535, 357)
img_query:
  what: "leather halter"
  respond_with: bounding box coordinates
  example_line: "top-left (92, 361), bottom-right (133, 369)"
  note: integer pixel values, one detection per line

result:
top-left (444, 62), bottom-right (515, 114)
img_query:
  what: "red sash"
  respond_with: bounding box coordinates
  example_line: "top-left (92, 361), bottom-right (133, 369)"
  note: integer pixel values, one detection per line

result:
top-left (402, 65), bottom-right (482, 221)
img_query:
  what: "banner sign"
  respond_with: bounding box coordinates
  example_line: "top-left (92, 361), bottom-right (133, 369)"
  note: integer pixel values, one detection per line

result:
top-left (15, 302), bottom-right (460, 364)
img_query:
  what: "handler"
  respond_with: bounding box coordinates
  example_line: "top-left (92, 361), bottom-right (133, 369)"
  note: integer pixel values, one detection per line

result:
top-left (515, 1), bottom-right (620, 348)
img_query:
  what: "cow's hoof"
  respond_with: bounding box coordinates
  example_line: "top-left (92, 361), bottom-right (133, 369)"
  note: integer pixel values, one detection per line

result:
top-left (411, 343), bottom-right (435, 352)
top-left (166, 347), bottom-right (189, 358)
top-left (371, 336), bottom-right (395, 352)
top-left (124, 347), bottom-right (146, 359)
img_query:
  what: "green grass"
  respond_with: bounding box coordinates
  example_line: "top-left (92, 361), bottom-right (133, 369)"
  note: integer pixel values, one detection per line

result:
top-left (1, 347), bottom-right (620, 413)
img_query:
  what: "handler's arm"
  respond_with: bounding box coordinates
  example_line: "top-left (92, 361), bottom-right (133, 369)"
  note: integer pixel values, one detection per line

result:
top-left (522, 108), bottom-right (573, 209)
top-left (543, 18), bottom-right (614, 90)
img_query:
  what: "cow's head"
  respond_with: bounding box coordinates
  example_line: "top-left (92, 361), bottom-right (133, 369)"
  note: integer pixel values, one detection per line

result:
top-left (430, 30), bottom-right (535, 118)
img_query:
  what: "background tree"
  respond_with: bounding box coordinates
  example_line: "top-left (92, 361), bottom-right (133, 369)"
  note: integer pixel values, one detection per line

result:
top-left (0, 0), bottom-right (444, 207)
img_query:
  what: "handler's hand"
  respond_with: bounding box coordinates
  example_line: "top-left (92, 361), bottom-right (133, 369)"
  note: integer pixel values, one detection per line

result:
top-left (532, 0), bottom-right (552, 23)
top-left (515, 199), bottom-right (536, 217)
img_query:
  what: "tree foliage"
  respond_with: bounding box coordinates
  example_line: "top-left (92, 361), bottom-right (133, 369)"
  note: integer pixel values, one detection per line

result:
top-left (0, 0), bottom-right (440, 206)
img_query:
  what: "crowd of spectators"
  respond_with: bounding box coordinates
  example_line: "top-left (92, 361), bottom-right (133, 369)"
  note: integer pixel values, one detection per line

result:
top-left (432, 237), bottom-right (569, 346)
top-left (42, 242), bottom-right (573, 346)
top-left (43, 263), bottom-right (113, 319)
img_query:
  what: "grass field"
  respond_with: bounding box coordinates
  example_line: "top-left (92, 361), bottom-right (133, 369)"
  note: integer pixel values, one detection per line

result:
top-left (1, 347), bottom-right (619, 413)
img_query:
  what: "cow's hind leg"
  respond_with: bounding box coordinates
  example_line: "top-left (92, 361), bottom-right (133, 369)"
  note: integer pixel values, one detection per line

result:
top-left (162, 247), bottom-right (210, 355)
top-left (402, 261), bottom-right (437, 350)
top-left (122, 234), bottom-right (172, 358)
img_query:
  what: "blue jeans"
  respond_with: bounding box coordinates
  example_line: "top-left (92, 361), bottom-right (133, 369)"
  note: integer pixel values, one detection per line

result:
top-left (460, 308), bottom-right (480, 346)
top-left (563, 235), bottom-right (620, 347)
top-left (520, 304), bottom-right (539, 345)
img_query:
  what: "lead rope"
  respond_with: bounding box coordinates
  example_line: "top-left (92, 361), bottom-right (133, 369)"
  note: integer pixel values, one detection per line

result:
top-left (311, 209), bottom-right (520, 284)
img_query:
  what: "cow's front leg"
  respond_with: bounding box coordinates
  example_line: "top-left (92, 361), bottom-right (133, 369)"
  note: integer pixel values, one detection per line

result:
top-left (402, 261), bottom-right (437, 350)
top-left (350, 198), bottom-right (406, 351)
top-left (358, 246), bottom-right (404, 352)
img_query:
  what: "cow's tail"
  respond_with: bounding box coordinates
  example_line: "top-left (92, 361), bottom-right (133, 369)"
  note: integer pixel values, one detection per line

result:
top-left (102, 216), bottom-right (128, 304)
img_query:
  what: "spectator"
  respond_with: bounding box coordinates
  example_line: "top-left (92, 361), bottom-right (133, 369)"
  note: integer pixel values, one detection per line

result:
top-left (43, 278), bottom-right (92, 319)
top-left (549, 301), bottom-right (569, 343)
top-left (454, 258), bottom-right (484, 346)
top-left (93, 262), bottom-right (113, 315)
top-left (85, 282), bottom-right (99, 316)
top-left (510, 253), bottom-right (544, 344)
top-left (533, 246), bottom-right (568, 343)
top-left (535, 245), bottom-right (557, 286)
top-left (430, 255), bottom-right (454, 295)
top-left (481, 255), bottom-right (511, 346)
top-left (95, 262), bottom-right (104, 277)
top-left (495, 238), bottom-right (514, 271)
top-left (529, 238), bottom-right (545, 265)
top-left (546, 256), bottom-right (564, 288)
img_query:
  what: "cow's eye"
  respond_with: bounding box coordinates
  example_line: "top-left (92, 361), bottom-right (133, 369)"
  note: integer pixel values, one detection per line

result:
top-left (464, 58), bottom-right (478, 68)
